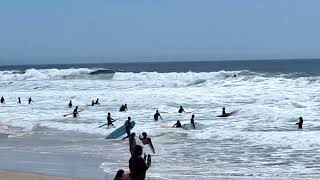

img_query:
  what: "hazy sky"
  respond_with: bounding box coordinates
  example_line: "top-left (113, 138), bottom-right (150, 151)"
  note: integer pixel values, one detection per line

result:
top-left (1, 0), bottom-right (320, 65)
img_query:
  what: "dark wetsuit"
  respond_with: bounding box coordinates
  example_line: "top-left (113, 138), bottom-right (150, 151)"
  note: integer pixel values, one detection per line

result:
top-left (107, 116), bottom-right (115, 126)
top-left (191, 116), bottom-right (195, 129)
top-left (68, 101), bottom-right (72, 108)
top-left (296, 120), bottom-right (303, 129)
top-left (178, 108), bottom-right (184, 113)
top-left (73, 108), bottom-right (78, 118)
top-left (154, 112), bottom-right (161, 121)
top-left (129, 156), bottom-right (149, 180)
top-left (1, 97), bottom-right (5, 103)
top-left (122, 120), bottom-right (132, 139)
top-left (18, 98), bottom-right (21, 104)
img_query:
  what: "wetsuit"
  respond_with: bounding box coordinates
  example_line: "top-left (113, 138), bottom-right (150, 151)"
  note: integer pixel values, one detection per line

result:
top-left (296, 120), bottom-right (303, 129)
top-left (68, 101), bottom-right (72, 108)
top-left (73, 108), bottom-right (78, 118)
top-left (178, 107), bottom-right (185, 113)
top-left (154, 112), bottom-right (161, 121)
top-left (107, 116), bottom-right (115, 126)
top-left (191, 116), bottom-right (195, 129)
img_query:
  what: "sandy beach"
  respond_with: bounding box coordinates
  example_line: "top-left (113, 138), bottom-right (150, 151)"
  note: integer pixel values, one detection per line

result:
top-left (0, 170), bottom-right (80, 180)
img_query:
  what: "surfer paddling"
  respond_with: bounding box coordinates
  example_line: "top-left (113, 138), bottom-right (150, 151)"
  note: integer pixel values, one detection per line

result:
top-left (154, 110), bottom-right (162, 121)
top-left (139, 132), bottom-right (155, 154)
top-left (296, 117), bottom-right (303, 129)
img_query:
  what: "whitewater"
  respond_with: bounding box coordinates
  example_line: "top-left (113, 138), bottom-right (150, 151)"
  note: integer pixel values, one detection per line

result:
top-left (1, 67), bottom-right (320, 179)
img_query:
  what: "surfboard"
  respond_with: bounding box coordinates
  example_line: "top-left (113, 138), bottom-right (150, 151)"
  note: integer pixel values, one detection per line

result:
top-left (217, 110), bottom-right (238, 117)
top-left (63, 110), bottom-right (83, 117)
top-left (182, 122), bottom-right (205, 130)
top-left (105, 121), bottom-right (135, 139)
top-left (160, 125), bottom-right (174, 128)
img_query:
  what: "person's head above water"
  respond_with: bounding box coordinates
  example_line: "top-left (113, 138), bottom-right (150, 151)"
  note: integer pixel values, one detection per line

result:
top-left (156, 110), bottom-right (159, 113)
top-left (299, 117), bottom-right (303, 121)
top-left (130, 132), bottom-right (136, 137)
top-left (128, 117), bottom-right (131, 121)
top-left (142, 132), bottom-right (147, 138)
top-left (76, 106), bottom-right (78, 108)
top-left (108, 112), bottom-right (110, 116)
top-left (192, 114), bottom-right (195, 118)
top-left (223, 107), bottom-right (225, 111)
top-left (133, 145), bottom-right (143, 156)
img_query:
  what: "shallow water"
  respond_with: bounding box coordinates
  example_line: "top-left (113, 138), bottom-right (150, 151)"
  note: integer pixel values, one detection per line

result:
top-left (0, 66), bottom-right (320, 179)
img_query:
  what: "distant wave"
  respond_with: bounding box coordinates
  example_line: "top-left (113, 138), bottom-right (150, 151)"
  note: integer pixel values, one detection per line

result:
top-left (0, 68), bottom-right (115, 81)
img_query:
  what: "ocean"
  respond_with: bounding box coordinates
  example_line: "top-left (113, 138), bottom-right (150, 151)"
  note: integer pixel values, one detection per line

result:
top-left (0, 59), bottom-right (320, 179)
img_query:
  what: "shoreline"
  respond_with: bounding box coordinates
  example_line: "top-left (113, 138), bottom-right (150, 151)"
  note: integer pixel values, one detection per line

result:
top-left (0, 170), bottom-right (81, 180)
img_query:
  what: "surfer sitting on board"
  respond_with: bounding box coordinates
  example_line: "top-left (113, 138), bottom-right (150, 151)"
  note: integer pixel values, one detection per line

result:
top-left (191, 114), bottom-right (196, 129)
top-left (172, 120), bottom-right (182, 128)
top-left (107, 112), bottom-right (117, 127)
top-left (1, 96), bottom-right (5, 103)
top-left (178, 106), bottom-right (185, 113)
top-left (129, 145), bottom-right (151, 180)
top-left (129, 133), bottom-right (137, 155)
top-left (122, 117), bottom-right (132, 140)
top-left (296, 117), bottom-right (303, 129)
top-left (68, 100), bottom-right (72, 108)
top-left (154, 110), bottom-right (162, 121)
top-left (73, 106), bottom-right (79, 118)
top-left (139, 132), bottom-right (155, 154)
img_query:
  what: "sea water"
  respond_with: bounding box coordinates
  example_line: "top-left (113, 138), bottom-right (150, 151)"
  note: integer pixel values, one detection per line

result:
top-left (0, 59), bottom-right (320, 179)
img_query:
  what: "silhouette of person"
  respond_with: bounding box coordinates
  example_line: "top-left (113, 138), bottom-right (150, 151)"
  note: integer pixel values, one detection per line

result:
top-left (296, 117), bottom-right (303, 129)
top-left (154, 110), bottom-right (162, 121)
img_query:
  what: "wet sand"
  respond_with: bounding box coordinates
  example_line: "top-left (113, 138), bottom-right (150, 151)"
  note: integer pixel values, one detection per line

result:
top-left (0, 170), bottom-right (80, 180)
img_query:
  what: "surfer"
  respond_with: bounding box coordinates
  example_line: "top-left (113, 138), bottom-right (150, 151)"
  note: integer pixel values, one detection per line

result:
top-left (73, 106), bottom-right (79, 118)
top-left (154, 110), bottom-right (162, 121)
top-left (95, 98), bottom-right (100, 105)
top-left (191, 114), bottom-right (195, 129)
top-left (296, 117), bottom-right (303, 129)
top-left (139, 132), bottom-right (155, 154)
top-left (91, 100), bottom-right (95, 106)
top-left (107, 112), bottom-right (117, 127)
top-left (124, 104), bottom-right (128, 111)
top-left (119, 105), bottom-right (125, 112)
top-left (172, 120), bottom-right (182, 128)
top-left (114, 169), bottom-right (125, 180)
top-left (1, 96), bottom-right (5, 103)
top-left (28, 97), bottom-right (33, 104)
top-left (68, 100), bottom-right (72, 108)
top-left (178, 106), bottom-right (185, 113)
top-left (129, 133), bottom-right (137, 155)
top-left (129, 145), bottom-right (151, 180)
top-left (222, 107), bottom-right (226, 115)
top-left (18, 97), bottom-right (21, 104)
top-left (122, 117), bottom-right (132, 140)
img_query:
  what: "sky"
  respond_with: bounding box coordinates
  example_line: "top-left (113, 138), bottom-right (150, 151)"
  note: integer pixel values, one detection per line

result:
top-left (0, 0), bottom-right (320, 65)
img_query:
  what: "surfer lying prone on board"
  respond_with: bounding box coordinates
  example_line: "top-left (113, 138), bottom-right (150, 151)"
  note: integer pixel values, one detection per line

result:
top-left (139, 132), bottom-right (155, 154)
